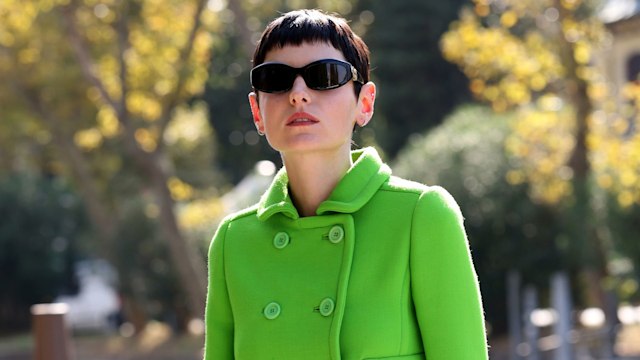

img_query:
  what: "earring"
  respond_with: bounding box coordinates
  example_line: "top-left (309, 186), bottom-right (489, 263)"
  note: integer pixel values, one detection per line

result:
top-left (257, 129), bottom-right (265, 136)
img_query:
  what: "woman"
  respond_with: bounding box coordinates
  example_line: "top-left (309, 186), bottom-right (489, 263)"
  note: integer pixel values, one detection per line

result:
top-left (204, 9), bottom-right (488, 359)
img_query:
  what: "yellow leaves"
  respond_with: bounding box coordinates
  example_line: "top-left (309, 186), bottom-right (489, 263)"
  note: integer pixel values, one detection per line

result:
top-left (443, 0), bottom-right (640, 207)
top-left (0, 31), bottom-right (15, 47)
top-left (573, 41), bottom-right (591, 65)
top-left (122, 1), bottom-right (214, 104)
top-left (168, 176), bottom-right (194, 201)
top-left (193, 31), bottom-right (213, 62)
top-left (134, 128), bottom-right (158, 152)
top-left (475, 3), bottom-right (491, 17)
top-left (500, 10), bottom-right (518, 29)
top-left (618, 192), bottom-right (635, 208)
top-left (597, 174), bottom-right (613, 190)
top-left (611, 117), bottom-right (630, 136)
top-left (130, 30), bottom-right (156, 56)
top-left (530, 74), bottom-right (548, 91)
top-left (97, 107), bottom-right (120, 137)
top-left (470, 79), bottom-right (485, 95)
top-left (18, 48), bottom-right (40, 64)
top-left (622, 82), bottom-right (640, 104)
top-left (127, 92), bottom-right (162, 121)
top-left (560, 0), bottom-right (581, 11)
top-left (97, 55), bottom-right (121, 99)
top-left (504, 80), bottom-right (531, 105)
top-left (177, 196), bottom-right (224, 230)
top-left (506, 170), bottom-right (526, 185)
top-left (164, 102), bottom-right (211, 149)
top-left (147, 15), bottom-right (169, 32)
top-left (74, 128), bottom-right (103, 151)
top-left (441, 11), bottom-right (563, 111)
top-left (587, 83), bottom-right (608, 101)
top-left (537, 94), bottom-right (564, 111)
top-left (620, 170), bottom-right (636, 188)
top-left (589, 99), bottom-right (640, 208)
top-left (506, 107), bottom-right (577, 204)
top-left (1, 2), bottom-right (38, 34)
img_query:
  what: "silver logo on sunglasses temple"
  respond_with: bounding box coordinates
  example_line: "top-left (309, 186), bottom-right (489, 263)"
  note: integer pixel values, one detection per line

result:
top-left (350, 66), bottom-right (359, 83)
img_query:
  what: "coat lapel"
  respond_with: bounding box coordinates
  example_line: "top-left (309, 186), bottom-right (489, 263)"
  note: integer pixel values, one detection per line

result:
top-left (256, 147), bottom-right (391, 221)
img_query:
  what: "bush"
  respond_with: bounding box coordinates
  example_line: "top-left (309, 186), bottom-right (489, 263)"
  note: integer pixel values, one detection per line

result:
top-left (394, 105), bottom-right (565, 334)
top-left (0, 174), bottom-right (85, 333)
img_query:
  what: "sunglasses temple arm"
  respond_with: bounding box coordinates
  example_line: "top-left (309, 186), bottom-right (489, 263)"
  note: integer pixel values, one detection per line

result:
top-left (351, 66), bottom-right (364, 84)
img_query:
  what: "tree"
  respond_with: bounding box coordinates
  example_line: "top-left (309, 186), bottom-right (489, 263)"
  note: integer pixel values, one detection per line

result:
top-left (441, 0), bottom-right (640, 306)
top-left (394, 105), bottom-right (565, 334)
top-left (0, 0), bottom-right (219, 320)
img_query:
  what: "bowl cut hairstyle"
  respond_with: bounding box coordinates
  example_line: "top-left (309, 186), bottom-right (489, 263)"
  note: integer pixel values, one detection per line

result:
top-left (252, 9), bottom-right (370, 99)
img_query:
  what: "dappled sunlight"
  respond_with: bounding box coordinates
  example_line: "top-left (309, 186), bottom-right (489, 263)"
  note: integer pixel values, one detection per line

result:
top-left (442, 0), bottom-right (640, 207)
top-left (137, 321), bottom-right (172, 352)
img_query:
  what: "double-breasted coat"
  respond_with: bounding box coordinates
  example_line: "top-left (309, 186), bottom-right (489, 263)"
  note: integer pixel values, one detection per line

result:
top-left (204, 147), bottom-right (488, 359)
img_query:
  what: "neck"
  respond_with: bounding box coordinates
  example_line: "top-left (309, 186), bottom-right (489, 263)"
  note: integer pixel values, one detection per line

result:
top-left (282, 147), bottom-right (352, 217)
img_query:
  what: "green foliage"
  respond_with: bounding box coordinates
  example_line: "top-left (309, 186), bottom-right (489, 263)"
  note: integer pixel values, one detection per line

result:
top-left (606, 201), bottom-right (640, 302)
top-left (394, 105), bottom-right (565, 333)
top-left (0, 175), bottom-right (85, 332)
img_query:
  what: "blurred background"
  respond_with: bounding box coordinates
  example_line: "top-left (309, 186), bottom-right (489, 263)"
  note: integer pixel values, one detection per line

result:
top-left (1, 0), bottom-right (639, 359)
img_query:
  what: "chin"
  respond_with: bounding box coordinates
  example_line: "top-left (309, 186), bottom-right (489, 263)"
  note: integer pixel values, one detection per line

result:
top-left (271, 137), bottom-right (349, 155)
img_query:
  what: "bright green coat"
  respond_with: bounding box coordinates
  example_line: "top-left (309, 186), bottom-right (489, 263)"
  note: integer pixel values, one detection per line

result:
top-left (204, 147), bottom-right (488, 360)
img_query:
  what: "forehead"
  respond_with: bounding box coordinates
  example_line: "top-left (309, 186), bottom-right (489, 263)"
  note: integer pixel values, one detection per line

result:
top-left (263, 42), bottom-right (346, 67)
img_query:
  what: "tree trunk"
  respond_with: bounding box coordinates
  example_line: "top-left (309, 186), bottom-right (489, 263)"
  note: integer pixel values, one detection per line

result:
top-left (556, 2), bottom-right (610, 308)
top-left (62, 2), bottom-right (208, 319)
top-left (227, 0), bottom-right (255, 56)
top-left (148, 152), bottom-right (208, 318)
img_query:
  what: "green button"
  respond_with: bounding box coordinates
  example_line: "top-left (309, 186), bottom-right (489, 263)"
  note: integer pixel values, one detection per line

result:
top-left (273, 232), bottom-right (289, 249)
top-left (319, 298), bottom-right (335, 317)
top-left (328, 225), bottom-right (344, 243)
top-left (264, 302), bottom-right (281, 320)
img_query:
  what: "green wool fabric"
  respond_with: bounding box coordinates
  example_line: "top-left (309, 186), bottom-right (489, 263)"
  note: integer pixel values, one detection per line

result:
top-left (204, 147), bottom-right (488, 360)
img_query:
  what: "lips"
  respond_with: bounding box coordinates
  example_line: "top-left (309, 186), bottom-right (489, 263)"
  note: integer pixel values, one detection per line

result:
top-left (286, 112), bottom-right (319, 126)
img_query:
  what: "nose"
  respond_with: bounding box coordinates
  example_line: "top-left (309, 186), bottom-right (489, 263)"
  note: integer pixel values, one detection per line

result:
top-left (289, 75), bottom-right (311, 105)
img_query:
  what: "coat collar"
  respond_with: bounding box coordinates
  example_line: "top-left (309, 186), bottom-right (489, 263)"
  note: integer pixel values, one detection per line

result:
top-left (256, 147), bottom-right (392, 221)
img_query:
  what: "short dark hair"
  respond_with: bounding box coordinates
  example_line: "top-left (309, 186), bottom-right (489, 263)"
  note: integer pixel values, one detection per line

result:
top-left (252, 9), bottom-right (370, 98)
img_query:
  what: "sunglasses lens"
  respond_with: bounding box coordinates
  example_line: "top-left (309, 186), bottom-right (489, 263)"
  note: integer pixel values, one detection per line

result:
top-left (305, 62), bottom-right (350, 90)
top-left (251, 60), bottom-right (357, 93)
top-left (251, 64), bottom-right (295, 93)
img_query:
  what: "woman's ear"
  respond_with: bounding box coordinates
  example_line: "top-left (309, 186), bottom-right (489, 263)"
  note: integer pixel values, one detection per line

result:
top-left (248, 92), bottom-right (264, 134)
top-left (356, 82), bottom-right (376, 127)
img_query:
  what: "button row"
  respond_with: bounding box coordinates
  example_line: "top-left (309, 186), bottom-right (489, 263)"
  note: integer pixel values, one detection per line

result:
top-left (273, 232), bottom-right (289, 249)
top-left (264, 302), bottom-right (280, 320)
top-left (262, 298), bottom-right (335, 319)
top-left (328, 225), bottom-right (344, 243)
top-left (272, 225), bottom-right (345, 249)
top-left (319, 297), bottom-right (335, 317)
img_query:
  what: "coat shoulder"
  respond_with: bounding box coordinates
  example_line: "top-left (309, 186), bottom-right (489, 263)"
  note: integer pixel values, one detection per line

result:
top-left (381, 177), bottom-right (460, 213)
top-left (219, 203), bottom-right (260, 226)
top-left (381, 175), bottom-right (429, 195)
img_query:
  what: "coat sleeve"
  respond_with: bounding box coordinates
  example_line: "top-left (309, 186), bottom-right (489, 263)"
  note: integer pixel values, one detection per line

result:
top-left (204, 220), bottom-right (234, 359)
top-left (410, 186), bottom-right (488, 359)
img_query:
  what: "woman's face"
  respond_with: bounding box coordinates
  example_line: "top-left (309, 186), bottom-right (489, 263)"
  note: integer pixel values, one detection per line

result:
top-left (249, 42), bottom-right (374, 157)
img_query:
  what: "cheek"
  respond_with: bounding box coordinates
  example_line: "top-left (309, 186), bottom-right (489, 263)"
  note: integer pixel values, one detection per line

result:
top-left (257, 99), bottom-right (278, 124)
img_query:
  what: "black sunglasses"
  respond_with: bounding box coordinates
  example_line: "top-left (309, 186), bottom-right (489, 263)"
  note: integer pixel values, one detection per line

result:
top-left (250, 59), bottom-right (364, 93)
